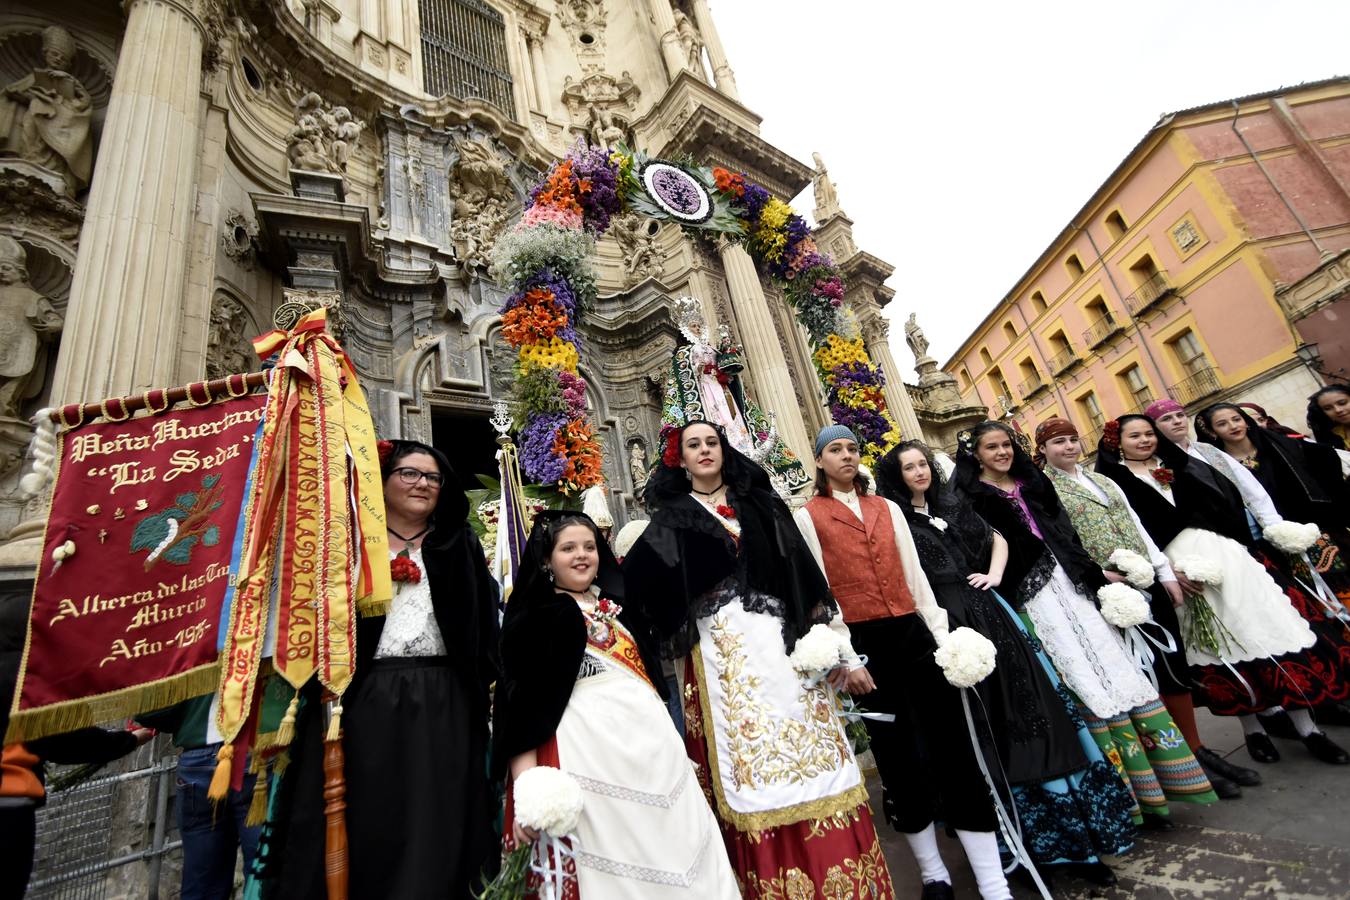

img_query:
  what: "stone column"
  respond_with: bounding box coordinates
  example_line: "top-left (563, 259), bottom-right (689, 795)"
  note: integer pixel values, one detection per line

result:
top-left (862, 316), bottom-right (924, 441)
top-left (50, 0), bottom-right (205, 404)
top-left (718, 241), bottom-right (812, 462)
top-left (648, 0), bottom-right (691, 82)
top-left (527, 35), bottom-right (553, 117)
top-left (689, 0), bottom-right (739, 100)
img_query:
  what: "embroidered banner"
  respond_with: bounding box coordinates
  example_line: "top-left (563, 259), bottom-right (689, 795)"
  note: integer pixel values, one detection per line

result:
top-left (5, 392), bottom-right (266, 742)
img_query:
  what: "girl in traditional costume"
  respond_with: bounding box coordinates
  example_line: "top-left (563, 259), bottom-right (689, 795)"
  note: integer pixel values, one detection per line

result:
top-left (873, 439), bottom-right (1144, 890)
top-left (1035, 416), bottom-right (1242, 802)
top-left (951, 421), bottom-right (1201, 884)
top-left (1094, 416), bottom-right (1350, 766)
top-left (794, 427), bottom-right (1014, 900)
top-left (492, 511), bottom-right (739, 899)
top-left (1307, 383), bottom-right (1350, 452)
top-left (622, 421), bottom-right (895, 899)
top-left (252, 440), bottom-right (501, 899)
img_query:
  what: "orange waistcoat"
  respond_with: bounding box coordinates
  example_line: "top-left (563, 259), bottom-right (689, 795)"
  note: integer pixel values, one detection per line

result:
top-left (1, 743), bottom-right (44, 800)
top-left (805, 495), bottom-right (915, 623)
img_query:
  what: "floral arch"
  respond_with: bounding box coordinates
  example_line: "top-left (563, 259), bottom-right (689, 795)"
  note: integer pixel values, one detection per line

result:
top-left (489, 143), bottom-right (900, 495)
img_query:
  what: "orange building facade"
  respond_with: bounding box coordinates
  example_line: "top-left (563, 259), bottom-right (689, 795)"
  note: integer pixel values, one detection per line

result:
top-left (943, 78), bottom-right (1350, 443)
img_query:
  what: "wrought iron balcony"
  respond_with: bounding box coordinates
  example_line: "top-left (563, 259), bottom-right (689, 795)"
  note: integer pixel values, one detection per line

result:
top-left (1125, 394), bottom-right (1156, 415)
top-left (993, 394), bottom-right (1017, 417)
top-left (1079, 425), bottom-right (1104, 454)
top-left (1083, 312), bottom-right (1123, 349)
top-left (1048, 347), bottom-right (1079, 374)
top-left (1170, 366), bottom-right (1221, 406)
top-left (1123, 271), bottom-right (1177, 317)
top-left (1018, 373), bottom-right (1047, 400)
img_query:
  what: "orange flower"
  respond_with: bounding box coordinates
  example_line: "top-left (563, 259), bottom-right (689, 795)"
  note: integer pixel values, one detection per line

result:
top-left (553, 419), bottom-right (604, 493)
top-left (534, 159), bottom-right (584, 214)
top-left (500, 288), bottom-right (569, 347)
top-left (713, 167), bottom-right (745, 198)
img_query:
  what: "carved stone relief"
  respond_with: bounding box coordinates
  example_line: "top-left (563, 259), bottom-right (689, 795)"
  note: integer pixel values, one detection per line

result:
top-left (0, 26), bottom-right (97, 197)
top-left (555, 0), bottom-right (608, 64)
top-left (205, 293), bottom-right (253, 380)
top-left (0, 236), bottom-right (61, 421)
top-left (449, 137), bottom-right (511, 271)
top-left (560, 70), bottom-right (639, 150)
top-left (608, 213), bottom-right (662, 287)
top-left (285, 91), bottom-right (365, 179)
top-left (219, 210), bottom-right (258, 267)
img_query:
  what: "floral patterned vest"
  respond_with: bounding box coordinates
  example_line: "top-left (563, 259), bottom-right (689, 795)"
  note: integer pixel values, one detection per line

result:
top-left (1046, 466), bottom-right (1148, 565)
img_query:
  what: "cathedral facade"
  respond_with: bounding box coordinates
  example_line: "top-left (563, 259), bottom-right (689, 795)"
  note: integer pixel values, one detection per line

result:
top-left (0, 0), bottom-right (921, 592)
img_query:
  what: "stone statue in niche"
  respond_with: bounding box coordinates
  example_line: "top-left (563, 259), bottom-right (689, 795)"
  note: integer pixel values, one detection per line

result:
top-left (0, 26), bottom-right (93, 196)
top-left (450, 138), bottom-right (511, 271)
top-left (609, 212), bottom-right (662, 287)
top-left (586, 104), bottom-right (626, 149)
top-left (628, 440), bottom-right (649, 496)
top-left (285, 92), bottom-right (363, 175)
top-left (0, 236), bottom-right (62, 418)
top-left (673, 10), bottom-right (704, 74)
top-left (205, 294), bottom-right (254, 380)
top-left (904, 312), bottom-right (929, 359)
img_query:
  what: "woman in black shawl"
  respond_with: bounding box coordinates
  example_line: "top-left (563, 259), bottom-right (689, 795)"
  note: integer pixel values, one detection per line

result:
top-left (876, 441), bottom-right (1143, 886)
top-left (1307, 384), bottom-right (1350, 451)
top-left (1095, 416), bottom-right (1349, 765)
top-left (622, 420), bottom-right (895, 898)
top-left (252, 440), bottom-right (501, 899)
top-left (492, 510), bottom-right (738, 897)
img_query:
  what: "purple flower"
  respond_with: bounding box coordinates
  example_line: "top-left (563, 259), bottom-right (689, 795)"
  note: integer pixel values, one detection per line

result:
top-left (741, 181), bottom-right (770, 224)
top-left (520, 411), bottom-right (568, 483)
top-left (500, 268), bottom-right (583, 347)
top-left (566, 143), bottom-right (622, 235)
top-left (558, 371), bottom-right (588, 418)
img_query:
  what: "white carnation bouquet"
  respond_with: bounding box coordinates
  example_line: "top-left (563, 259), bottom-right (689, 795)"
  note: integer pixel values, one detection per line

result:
top-left (933, 627), bottom-right (996, 688)
top-left (790, 623), bottom-right (847, 678)
top-left (482, 767), bottom-right (583, 900)
top-left (1097, 583), bottom-right (1151, 628)
top-left (1264, 521), bottom-right (1321, 555)
top-left (1174, 556), bottom-right (1224, 585)
top-left (1107, 548), bottom-right (1155, 589)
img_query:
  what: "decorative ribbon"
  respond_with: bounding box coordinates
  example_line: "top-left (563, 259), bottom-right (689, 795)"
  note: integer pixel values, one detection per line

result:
top-left (530, 833), bottom-right (578, 900)
top-left (1292, 554), bottom-right (1350, 625)
top-left (210, 309), bottom-right (389, 797)
top-left (959, 688), bottom-right (1053, 900)
top-left (832, 655), bottom-right (897, 723)
top-left (1122, 620), bottom-right (1180, 692)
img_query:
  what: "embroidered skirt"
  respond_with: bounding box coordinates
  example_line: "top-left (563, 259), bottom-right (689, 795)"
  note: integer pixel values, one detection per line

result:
top-left (682, 599), bottom-right (894, 899)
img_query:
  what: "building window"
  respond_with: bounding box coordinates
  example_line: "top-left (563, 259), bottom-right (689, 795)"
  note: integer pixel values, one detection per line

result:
top-left (1078, 391), bottom-right (1106, 428)
top-left (1003, 322), bottom-right (1018, 343)
top-left (1065, 253), bottom-right (1084, 280)
top-left (1047, 330), bottom-right (1074, 372)
top-left (958, 370), bottom-right (972, 392)
top-left (420, 0), bottom-right (516, 118)
top-left (1030, 291), bottom-right (1047, 315)
top-left (1170, 329), bottom-right (1210, 377)
top-left (1105, 210), bottom-right (1128, 241)
top-left (1129, 253), bottom-right (1162, 285)
top-left (989, 367), bottom-right (1012, 401)
top-left (1119, 364), bottom-right (1152, 410)
top-left (979, 347), bottom-right (993, 369)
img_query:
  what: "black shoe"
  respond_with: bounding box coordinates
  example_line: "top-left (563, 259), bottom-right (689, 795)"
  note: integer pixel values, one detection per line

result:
top-left (1304, 730), bottom-right (1350, 764)
top-left (1013, 863), bottom-right (1055, 893)
top-left (1195, 745), bottom-right (1262, 787)
top-left (1141, 813), bottom-right (1176, 831)
top-left (920, 880), bottom-right (955, 900)
top-left (1245, 731), bottom-right (1281, 763)
top-left (1057, 861), bottom-right (1118, 886)
top-left (1316, 701), bottom-right (1350, 728)
top-left (1258, 709), bottom-right (1300, 740)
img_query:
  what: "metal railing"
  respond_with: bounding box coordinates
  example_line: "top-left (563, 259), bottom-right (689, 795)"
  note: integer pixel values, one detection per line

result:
top-left (1125, 394), bottom-right (1156, 415)
top-left (1079, 425), bottom-right (1104, 452)
top-left (1017, 373), bottom-right (1046, 400)
top-left (1123, 270), bottom-right (1176, 316)
top-left (993, 394), bottom-right (1017, 417)
top-left (1170, 366), bottom-right (1222, 406)
top-left (1082, 312), bottom-right (1123, 348)
top-left (1047, 347), bottom-right (1078, 374)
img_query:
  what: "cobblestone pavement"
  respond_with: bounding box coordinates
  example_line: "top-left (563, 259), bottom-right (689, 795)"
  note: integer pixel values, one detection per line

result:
top-left (876, 711), bottom-right (1350, 898)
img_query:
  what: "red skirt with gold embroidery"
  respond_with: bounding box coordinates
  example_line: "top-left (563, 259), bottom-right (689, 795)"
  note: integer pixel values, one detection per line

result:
top-left (682, 658), bottom-right (895, 899)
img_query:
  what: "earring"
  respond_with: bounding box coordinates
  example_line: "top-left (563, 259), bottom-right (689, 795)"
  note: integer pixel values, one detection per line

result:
top-left (682, 466), bottom-right (691, 482)
top-left (546, 568), bottom-right (555, 583)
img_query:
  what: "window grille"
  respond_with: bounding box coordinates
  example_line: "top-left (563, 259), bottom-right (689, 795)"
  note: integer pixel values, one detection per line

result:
top-left (420, 0), bottom-right (516, 119)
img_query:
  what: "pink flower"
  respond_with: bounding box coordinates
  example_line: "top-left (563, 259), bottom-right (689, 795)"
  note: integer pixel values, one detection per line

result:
top-left (522, 205), bottom-right (584, 230)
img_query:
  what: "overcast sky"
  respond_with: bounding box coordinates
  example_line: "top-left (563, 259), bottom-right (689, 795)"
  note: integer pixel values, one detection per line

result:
top-left (714, 0), bottom-right (1350, 375)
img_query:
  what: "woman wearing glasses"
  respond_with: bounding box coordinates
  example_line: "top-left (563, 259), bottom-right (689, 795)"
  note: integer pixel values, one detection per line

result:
top-left (253, 440), bottom-right (501, 899)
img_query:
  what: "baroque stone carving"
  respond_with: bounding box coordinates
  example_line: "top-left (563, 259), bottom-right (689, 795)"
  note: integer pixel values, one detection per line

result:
top-left (219, 210), bottom-right (258, 267)
top-left (811, 151), bottom-right (843, 221)
top-left (561, 70), bottom-right (638, 149)
top-left (904, 312), bottom-right (927, 358)
top-left (0, 236), bottom-right (61, 418)
top-left (555, 0), bottom-right (608, 61)
top-left (450, 138), bottom-right (511, 271)
top-left (0, 27), bottom-right (93, 196)
top-left (0, 167), bottom-right (83, 244)
top-left (673, 10), bottom-right (704, 74)
top-left (609, 213), bottom-right (662, 287)
top-left (628, 439), bottom-right (648, 494)
top-left (205, 294), bottom-right (253, 380)
top-left (285, 92), bottom-right (364, 176)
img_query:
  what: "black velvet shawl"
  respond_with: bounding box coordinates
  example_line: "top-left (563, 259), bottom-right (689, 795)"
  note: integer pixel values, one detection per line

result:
top-left (1198, 406), bottom-right (1349, 531)
top-left (1095, 427), bottom-right (1251, 549)
top-left (952, 445), bottom-right (1106, 604)
top-left (625, 428), bottom-right (835, 656)
top-left (491, 512), bottom-right (666, 778)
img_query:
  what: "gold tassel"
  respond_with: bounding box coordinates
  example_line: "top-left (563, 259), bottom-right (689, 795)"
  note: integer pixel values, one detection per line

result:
top-left (325, 703), bottom-right (343, 743)
top-left (207, 743), bottom-right (234, 802)
top-left (274, 692), bottom-right (300, 747)
top-left (271, 749), bottom-right (291, 776)
top-left (245, 765), bottom-right (269, 827)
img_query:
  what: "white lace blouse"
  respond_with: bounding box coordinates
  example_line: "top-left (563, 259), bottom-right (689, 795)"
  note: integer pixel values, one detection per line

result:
top-left (374, 546), bottom-right (448, 659)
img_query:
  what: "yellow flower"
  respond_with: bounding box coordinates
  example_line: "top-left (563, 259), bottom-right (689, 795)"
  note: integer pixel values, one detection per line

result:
top-left (517, 337), bottom-right (579, 373)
